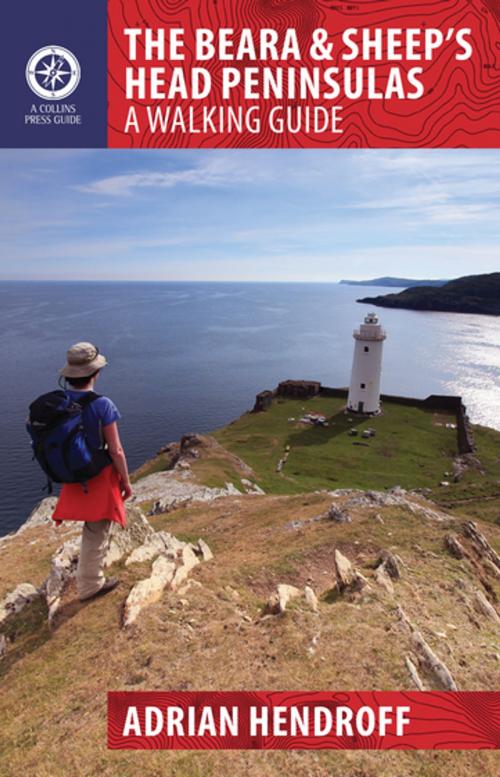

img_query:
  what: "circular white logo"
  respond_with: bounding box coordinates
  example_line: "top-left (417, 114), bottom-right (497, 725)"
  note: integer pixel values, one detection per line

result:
top-left (26, 45), bottom-right (81, 100)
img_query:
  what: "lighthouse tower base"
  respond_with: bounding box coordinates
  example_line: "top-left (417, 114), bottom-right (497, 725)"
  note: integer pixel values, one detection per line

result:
top-left (346, 404), bottom-right (383, 417)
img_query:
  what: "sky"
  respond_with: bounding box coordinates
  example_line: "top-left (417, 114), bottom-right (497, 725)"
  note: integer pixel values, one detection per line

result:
top-left (0, 148), bottom-right (499, 282)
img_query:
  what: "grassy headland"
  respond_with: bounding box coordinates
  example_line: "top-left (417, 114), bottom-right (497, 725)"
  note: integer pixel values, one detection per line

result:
top-left (135, 393), bottom-right (499, 523)
top-left (213, 396), bottom-right (459, 493)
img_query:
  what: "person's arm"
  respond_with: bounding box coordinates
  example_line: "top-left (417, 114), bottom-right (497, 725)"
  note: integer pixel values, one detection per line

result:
top-left (102, 421), bottom-right (133, 500)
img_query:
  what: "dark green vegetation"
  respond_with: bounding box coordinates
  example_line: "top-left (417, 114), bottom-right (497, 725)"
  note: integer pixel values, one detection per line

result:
top-left (358, 273), bottom-right (500, 315)
top-left (340, 277), bottom-right (448, 288)
top-left (213, 396), bottom-right (460, 493)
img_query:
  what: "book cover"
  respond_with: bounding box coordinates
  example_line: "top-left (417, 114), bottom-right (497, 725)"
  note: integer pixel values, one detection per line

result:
top-left (0, 2), bottom-right (499, 775)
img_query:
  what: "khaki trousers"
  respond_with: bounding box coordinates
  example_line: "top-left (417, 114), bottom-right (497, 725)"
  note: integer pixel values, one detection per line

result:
top-left (76, 520), bottom-right (112, 600)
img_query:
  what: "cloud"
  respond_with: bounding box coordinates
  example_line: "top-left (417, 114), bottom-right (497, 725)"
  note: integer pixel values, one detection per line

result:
top-left (78, 167), bottom-right (212, 196)
top-left (74, 149), bottom-right (353, 197)
top-left (347, 150), bottom-right (500, 225)
top-left (76, 154), bottom-right (269, 196)
top-left (357, 150), bottom-right (500, 177)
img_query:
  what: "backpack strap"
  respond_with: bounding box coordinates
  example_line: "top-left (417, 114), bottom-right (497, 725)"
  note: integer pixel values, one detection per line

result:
top-left (71, 391), bottom-right (101, 409)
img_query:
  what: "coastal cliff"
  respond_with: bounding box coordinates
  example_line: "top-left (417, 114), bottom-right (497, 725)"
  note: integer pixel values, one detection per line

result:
top-left (358, 273), bottom-right (500, 316)
top-left (1, 404), bottom-right (499, 776)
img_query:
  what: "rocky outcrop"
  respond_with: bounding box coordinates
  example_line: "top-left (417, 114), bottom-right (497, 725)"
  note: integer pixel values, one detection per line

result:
top-left (329, 487), bottom-right (408, 507)
top-left (374, 565), bottom-right (394, 595)
top-left (376, 551), bottom-right (401, 581)
top-left (327, 505), bottom-right (351, 523)
top-left (133, 433), bottom-right (264, 513)
top-left (179, 433), bottom-right (204, 456)
top-left (410, 631), bottom-right (458, 691)
top-left (444, 525), bottom-right (500, 593)
top-left (396, 605), bottom-right (458, 691)
top-left (462, 521), bottom-right (500, 569)
top-left (35, 498), bottom-right (213, 628)
top-left (240, 478), bottom-right (265, 495)
top-left (123, 535), bottom-right (212, 626)
top-left (123, 556), bottom-right (177, 627)
top-left (473, 590), bottom-right (500, 623)
top-left (0, 583), bottom-right (41, 627)
top-left (304, 585), bottom-right (319, 613)
top-left (44, 539), bottom-right (80, 623)
top-left (266, 584), bottom-right (320, 615)
top-left (125, 531), bottom-right (214, 566)
top-left (171, 545), bottom-right (200, 591)
top-left (104, 506), bottom-right (154, 566)
top-left (124, 530), bottom-right (184, 567)
top-left (266, 584), bottom-right (302, 614)
top-left (405, 655), bottom-right (425, 690)
top-left (452, 454), bottom-right (484, 482)
top-left (328, 488), bottom-right (450, 522)
top-left (135, 469), bottom-right (241, 515)
top-left (334, 550), bottom-right (369, 595)
top-left (444, 534), bottom-right (466, 560)
top-left (196, 538), bottom-right (214, 562)
top-left (334, 550), bottom-right (357, 590)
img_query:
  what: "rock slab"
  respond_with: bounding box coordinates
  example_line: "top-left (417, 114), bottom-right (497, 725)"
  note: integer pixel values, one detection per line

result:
top-left (0, 583), bottom-right (41, 627)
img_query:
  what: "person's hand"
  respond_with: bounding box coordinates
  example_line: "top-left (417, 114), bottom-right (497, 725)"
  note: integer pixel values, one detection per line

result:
top-left (121, 480), bottom-right (133, 501)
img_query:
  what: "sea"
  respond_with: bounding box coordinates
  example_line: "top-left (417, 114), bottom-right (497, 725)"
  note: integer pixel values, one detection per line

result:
top-left (1, 280), bottom-right (499, 536)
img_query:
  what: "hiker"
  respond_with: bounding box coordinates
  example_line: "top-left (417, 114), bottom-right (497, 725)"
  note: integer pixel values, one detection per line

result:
top-left (30, 342), bottom-right (133, 602)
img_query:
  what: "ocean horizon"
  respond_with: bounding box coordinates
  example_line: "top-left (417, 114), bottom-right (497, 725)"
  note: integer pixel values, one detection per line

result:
top-left (1, 279), bottom-right (499, 536)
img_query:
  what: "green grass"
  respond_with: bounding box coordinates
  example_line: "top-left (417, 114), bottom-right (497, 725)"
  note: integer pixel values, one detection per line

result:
top-left (213, 396), bottom-right (461, 493)
top-left (189, 457), bottom-right (244, 490)
top-left (130, 451), bottom-right (175, 483)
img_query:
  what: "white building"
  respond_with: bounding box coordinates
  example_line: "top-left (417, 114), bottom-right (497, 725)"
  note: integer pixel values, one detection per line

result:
top-left (347, 312), bottom-right (386, 414)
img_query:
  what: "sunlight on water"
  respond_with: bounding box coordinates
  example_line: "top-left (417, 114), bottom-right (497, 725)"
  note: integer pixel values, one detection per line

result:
top-left (440, 316), bottom-right (500, 428)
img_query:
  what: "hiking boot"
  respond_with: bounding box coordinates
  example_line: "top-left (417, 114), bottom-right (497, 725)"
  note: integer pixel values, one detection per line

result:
top-left (80, 577), bottom-right (120, 602)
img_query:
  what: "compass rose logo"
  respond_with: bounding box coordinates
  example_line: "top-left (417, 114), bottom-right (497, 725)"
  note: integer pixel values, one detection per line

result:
top-left (26, 45), bottom-right (81, 100)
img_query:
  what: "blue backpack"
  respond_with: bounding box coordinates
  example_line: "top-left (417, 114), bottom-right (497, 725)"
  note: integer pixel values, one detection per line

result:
top-left (27, 390), bottom-right (111, 491)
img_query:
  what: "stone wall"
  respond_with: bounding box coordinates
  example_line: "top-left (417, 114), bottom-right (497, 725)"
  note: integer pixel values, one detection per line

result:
top-left (253, 390), bottom-right (275, 412)
top-left (277, 380), bottom-right (322, 398)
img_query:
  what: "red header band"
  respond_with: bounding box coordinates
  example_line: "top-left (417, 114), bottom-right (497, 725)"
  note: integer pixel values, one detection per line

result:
top-left (108, 691), bottom-right (500, 750)
top-left (108, 0), bottom-right (500, 148)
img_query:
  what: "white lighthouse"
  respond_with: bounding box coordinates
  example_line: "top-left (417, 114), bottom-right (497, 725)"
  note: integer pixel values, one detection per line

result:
top-left (347, 312), bottom-right (386, 414)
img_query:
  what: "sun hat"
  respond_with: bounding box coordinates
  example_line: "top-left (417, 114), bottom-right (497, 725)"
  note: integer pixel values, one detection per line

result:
top-left (59, 342), bottom-right (108, 378)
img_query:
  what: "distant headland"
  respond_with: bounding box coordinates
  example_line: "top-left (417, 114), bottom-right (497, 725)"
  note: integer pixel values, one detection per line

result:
top-left (340, 277), bottom-right (448, 288)
top-left (357, 273), bottom-right (500, 316)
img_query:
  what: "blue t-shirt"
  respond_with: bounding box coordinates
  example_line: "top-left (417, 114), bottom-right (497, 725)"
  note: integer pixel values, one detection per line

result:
top-left (66, 390), bottom-right (121, 451)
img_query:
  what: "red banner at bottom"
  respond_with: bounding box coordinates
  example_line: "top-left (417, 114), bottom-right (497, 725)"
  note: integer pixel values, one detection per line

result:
top-left (108, 691), bottom-right (499, 750)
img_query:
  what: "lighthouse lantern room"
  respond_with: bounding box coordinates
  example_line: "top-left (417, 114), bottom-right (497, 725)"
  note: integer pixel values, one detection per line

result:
top-left (347, 312), bottom-right (386, 414)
